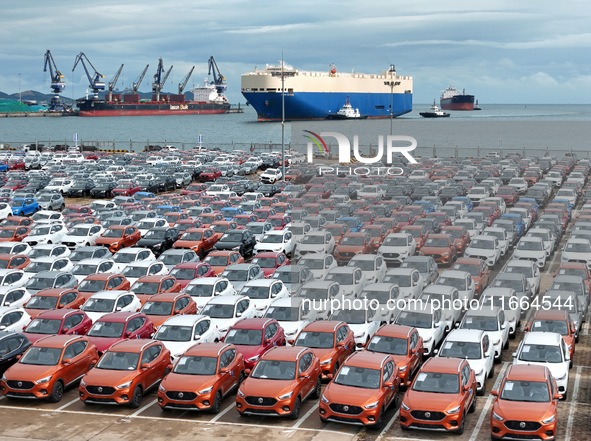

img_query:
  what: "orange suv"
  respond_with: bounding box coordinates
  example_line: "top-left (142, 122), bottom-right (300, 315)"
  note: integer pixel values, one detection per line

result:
top-left (319, 351), bottom-right (399, 429)
top-left (490, 364), bottom-right (560, 441)
top-left (236, 346), bottom-right (321, 419)
top-left (399, 357), bottom-right (477, 434)
top-left (0, 335), bottom-right (99, 403)
top-left (294, 321), bottom-right (355, 380)
top-left (79, 339), bottom-right (172, 408)
top-left (158, 342), bottom-right (245, 413)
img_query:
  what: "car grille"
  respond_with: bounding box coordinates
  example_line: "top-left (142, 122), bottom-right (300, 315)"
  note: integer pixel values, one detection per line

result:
top-left (244, 396), bottom-right (277, 406)
top-left (338, 252), bottom-right (354, 258)
top-left (410, 410), bottom-right (446, 421)
top-left (244, 409), bottom-right (279, 415)
top-left (6, 392), bottom-right (36, 398)
top-left (328, 415), bottom-right (363, 424)
top-left (329, 403), bottom-right (363, 415)
top-left (382, 253), bottom-right (400, 258)
top-left (62, 242), bottom-right (78, 248)
top-left (505, 421), bottom-right (542, 431)
top-left (166, 391), bottom-right (197, 401)
top-left (86, 386), bottom-right (116, 395)
top-left (410, 422), bottom-right (446, 429)
top-left (26, 241), bottom-right (38, 246)
top-left (86, 397), bottom-right (118, 403)
top-left (163, 403), bottom-right (198, 409)
top-left (6, 380), bottom-right (34, 390)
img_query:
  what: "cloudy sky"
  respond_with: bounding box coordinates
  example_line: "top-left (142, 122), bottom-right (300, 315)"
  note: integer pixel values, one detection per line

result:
top-left (1, 0), bottom-right (589, 104)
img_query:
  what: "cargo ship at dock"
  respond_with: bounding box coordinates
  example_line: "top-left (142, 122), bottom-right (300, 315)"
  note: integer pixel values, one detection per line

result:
top-left (76, 56), bottom-right (231, 117)
top-left (241, 63), bottom-right (413, 121)
top-left (439, 86), bottom-right (475, 111)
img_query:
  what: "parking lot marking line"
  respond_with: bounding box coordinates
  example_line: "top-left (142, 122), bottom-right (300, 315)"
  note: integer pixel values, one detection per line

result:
top-left (290, 404), bottom-right (318, 429)
top-left (130, 399), bottom-right (157, 417)
top-left (468, 361), bottom-right (509, 441)
top-left (582, 318), bottom-right (590, 336)
top-left (565, 366), bottom-right (583, 440)
top-left (376, 409), bottom-right (400, 440)
top-left (56, 397), bottom-right (80, 411)
top-left (209, 402), bottom-right (236, 422)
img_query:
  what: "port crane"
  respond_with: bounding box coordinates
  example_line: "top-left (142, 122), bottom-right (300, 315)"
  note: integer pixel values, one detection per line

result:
top-left (72, 52), bottom-right (105, 99)
top-left (178, 66), bottom-right (195, 95)
top-left (208, 56), bottom-right (227, 95)
top-left (152, 58), bottom-right (173, 102)
top-left (43, 50), bottom-right (67, 111)
top-left (106, 64), bottom-right (124, 101)
top-left (132, 64), bottom-right (149, 93)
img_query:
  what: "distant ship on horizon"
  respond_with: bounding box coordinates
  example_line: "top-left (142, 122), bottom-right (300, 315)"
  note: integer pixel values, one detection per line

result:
top-left (440, 86), bottom-right (475, 111)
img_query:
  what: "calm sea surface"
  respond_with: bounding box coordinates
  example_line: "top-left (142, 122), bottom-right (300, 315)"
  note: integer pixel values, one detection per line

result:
top-left (1, 104), bottom-right (590, 158)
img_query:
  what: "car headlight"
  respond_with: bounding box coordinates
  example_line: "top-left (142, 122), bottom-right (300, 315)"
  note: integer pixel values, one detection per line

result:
top-left (542, 414), bottom-right (556, 424)
top-left (218, 327), bottom-right (229, 334)
top-left (278, 391), bottom-right (293, 400)
top-left (364, 401), bottom-right (379, 410)
top-left (1, 374), bottom-right (7, 382)
top-left (556, 373), bottom-right (567, 381)
top-left (447, 405), bottom-right (461, 415)
top-left (35, 375), bottom-right (52, 385)
top-left (198, 386), bottom-right (213, 395)
top-left (475, 369), bottom-right (483, 377)
top-left (400, 401), bottom-right (410, 411)
top-left (320, 359), bottom-right (332, 366)
top-left (158, 384), bottom-right (165, 392)
top-left (493, 339), bottom-right (500, 346)
top-left (237, 389), bottom-right (244, 397)
top-left (398, 365), bottom-right (408, 372)
top-left (246, 355), bottom-right (260, 363)
top-left (117, 381), bottom-right (132, 390)
top-left (492, 411), bottom-right (504, 421)
top-left (354, 333), bottom-right (365, 339)
top-left (80, 378), bottom-right (86, 387)
top-left (321, 395), bottom-right (329, 404)
top-left (423, 336), bottom-right (432, 343)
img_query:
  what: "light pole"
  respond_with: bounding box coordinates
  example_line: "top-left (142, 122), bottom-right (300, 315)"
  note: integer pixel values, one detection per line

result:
top-left (383, 65), bottom-right (400, 136)
top-left (281, 53), bottom-right (286, 181)
top-left (18, 73), bottom-right (21, 103)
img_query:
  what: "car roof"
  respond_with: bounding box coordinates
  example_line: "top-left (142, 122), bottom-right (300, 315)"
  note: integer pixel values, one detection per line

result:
top-left (109, 339), bottom-right (159, 352)
top-left (207, 295), bottom-right (246, 305)
top-left (183, 342), bottom-right (231, 357)
top-left (160, 314), bottom-right (207, 327)
top-left (33, 335), bottom-right (86, 348)
top-left (505, 364), bottom-right (549, 382)
top-left (374, 324), bottom-right (414, 338)
top-left (302, 320), bottom-right (344, 332)
top-left (344, 350), bottom-right (390, 369)
top-left (530, 309), bottom-right (569, 321)
top-left (89, 290), bottom-right (130, 299)
top-left (439, 270), bottom-right (468, 279)
top-left (262, 346), bottom-right (310, 361)
top-left (231, 318), bottom-right (274, 330)
top-left (444, 328), bottom-right (484, 343)
top-left (421, 357), bottom-right (463, 373)
top-left (96, 312), bottom-right (142, 323)
top-left (144, 292), bottom-right (185, 302)
top-left (522, 331), bottom-right (562, 346)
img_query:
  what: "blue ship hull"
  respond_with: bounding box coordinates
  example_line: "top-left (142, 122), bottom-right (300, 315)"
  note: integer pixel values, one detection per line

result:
top-left (242, 91), bottom-right (413, 121)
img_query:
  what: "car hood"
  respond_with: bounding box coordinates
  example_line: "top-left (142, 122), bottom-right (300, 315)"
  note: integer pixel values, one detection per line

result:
top-left (240, 377), bottom-right (296, 398)
top-left (160, 341), bottom-right (195, 359)
top-left (310, 348), bottom-right (337, 363)
top-left (233, 345), bottom-right (264, 361)
top-left (215, 241), bottom-right (242, 250)
top-left (493, 399), bottom-right (554, 421)
top-left (160, 371), bottom-right (216, 392)
top-left (87, 336), bottom-right (123, 353)
top-left (173, 240), bottom-right (201, 249)
top-left (136, 239), bottom-right (161, 247)
top-left (335, 246), bottom-right (364, 253)
top-left (22, 332), bottom-right (57, 344)
top-left (404, 390), bottom-right (461, 410)
top-left (421, 246), bottom-right (451, 254)
top-left (146, 315), bottom-right (172, 328)
top-left (83, 368), bottom-right (137, 386)
top-left (279, 321), bottom-right (307, 337)
top-left (85, 311), bottom-right (109, 323)
top-left (4, 363), bottom-right (56, 382)
top-left (323, 382), bottom-right (384, 407)
top-left (378, 245), bottom-right (410, 253)
top-left (95, 237), bottom-right (118, 245)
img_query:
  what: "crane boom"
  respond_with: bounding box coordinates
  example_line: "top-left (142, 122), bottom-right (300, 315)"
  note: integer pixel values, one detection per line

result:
top-left (107, 64), bottom-right (124, 101)
top-left (178, 66), bottom-right (195, 94)
top-left (207, 56), bottom-right (227, 95)
top-left (133, 64), bottom-right (149, 93)
top-left (72, 52), bottom-right (105, 99)
top-left (43, 50), bottom-right (66, 111)
top-left (152, 58), bottom-right (173, 101)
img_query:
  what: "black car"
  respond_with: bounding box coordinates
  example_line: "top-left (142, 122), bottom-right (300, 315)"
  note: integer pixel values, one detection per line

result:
top-left (136, 227), bottom-right (181, 256)
top-left (90, 181), bottom-right (117, 198)
top-left (257, 184), bottom-right (280, 197)
top-left (213, 229), bottom-right (257, 258)
top-left (333, 186), bottom-right (357, 200)
top-left (138, 179), bottom-right (160, 193)
top-left (0, 332), bottom-right (31, 376)
top-left (66, 179), bottom-right (95, 197)
top-left (154, 174), bottom-right (176, 192)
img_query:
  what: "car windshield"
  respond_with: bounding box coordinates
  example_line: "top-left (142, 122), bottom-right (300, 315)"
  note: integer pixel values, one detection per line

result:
top-left (30, 227), bottom-right (51, 236)
top-left (240, 285), bottom-right (271, 299)
top-left (331, 309), bottom-right (366, 324)
top-left (25, 318), bottom-right (62, 334)
top-left (103, 229), bottom-right (124, 238)
top-left (184, 282), bottom-right (214, 298)
top-left (25, 295), bottom-right (58, 310)
top-left (273, 271), bottom-right (301, 284)
top-left (142, 301), bottom-right (173, 316)
top-left (69, 227), bottom-right (92, 237)
top-left (500, 380), bottom-right (551, 402)
top-left (565, 242), bottom-right (591, 252)
top-left (170, 268), bottom-right (196, 280)
top-left (131, 282), bottom-right (159, 295)
top-left (83, 298), bottom-right (115, 313)
top-left (220, 232), bottom-right (243, 242)
top-left (531, 320), bottom-right (568, 335)
top-left (341, 235), bottom-right (363, 245)
top-left (299, 287), bottom-right (329, 301)
top-left (493, 279), bottom-right (523, 292)
top-left (173, 355), bottom-right (217, 375)
top-left (401, 260), bottom-right (428, 273)
top-left (437, 277), bottom-right (466, 290)
top-left (113, 253), bottom-right (138, 264)
top-left (505, 266), bottom-right (534, 278)
top-left (27, 261), bottom-right (53, 272)
top-left (519, 344), bottom-right (563, 363)
top-left (518, 240), bottom-right (542, 251)
top-left (348, 260), bottom-right (375, 271)
top-left (264, 306), bottom-right (300, 321)
top-left (181, 231), bottom-right (203, 241)
top-left (251, 360), bottom-right (296, 380)
top-left (261, 234), bottom-right (284, 244)
top-left (122, 266), bottom-right (149, 278)
top-left (301, 235), bottom-right (324, 245)
top-left (324, 273), bottom-right (353, 285)
top-left (295, 331), bottom-right (334, 349)
top-left (72, 264), bottom-right (98, 276)
top-left (383, 274), bottom-right (411, 286)
top-left (252, 257), bottom-right (279, 269)
top-left (383, 236), bottom-right (408, 246)
top-left (396, 311), bottom-right (433, 329)
top-left (202, 303), bottom-right (234, 318)
top-left (367, 335), bottom-right (408, 355)
top-left (334, 366), bottom-right (381, 389)
top-left (413, 372), bottom-right (460, 393)
top-left (87, 321), bottom-right (124, 338)
top-left (363, 289), bottom-right (395, 304)
top-left (160, 253), bottom-right (186, 266)
top-left (69, 250), bottom-right (95, 262)
top-left (96, 351), bottom-right (139, 370)
top-left (26, 277), bottom-right (55, 291)
top-left (462, 315), bottom-right (499, 331)
top-left (154, 325), bottom-right (193, 342)
top-left (204, 255), bottom-right (228, 266)
top-left (297, 257), bottom-right (324, 270)
top-left (144, 230), bottom-right (166, 240)
top-left (20, 347), bottom-right (62, 366)
top-left (79, 279), bottom-right (107, 293)
top-left (439, 341), bottom-right (482, 359)
top-left (224, 328), bottom-right (263, 346)
top-left (221, 269), bottom-right (247, 282)
top-left (470, 239), bottom-right (495, 249)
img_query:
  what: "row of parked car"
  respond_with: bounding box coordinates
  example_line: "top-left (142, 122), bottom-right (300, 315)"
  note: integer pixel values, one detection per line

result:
top-left (0, 148), bottom-right (588, 439)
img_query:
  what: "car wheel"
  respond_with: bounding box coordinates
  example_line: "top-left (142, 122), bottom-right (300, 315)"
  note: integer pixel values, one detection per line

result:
top-left (488, 367), bottom-right (494, 379)
top-left (456, 413), bottom-right (465, 435)
top-left (48, 380), bottom-right (64, 403)
top-left (469, 395), bottom-right (477, 413)
top-left (289, 396), bottom-right (301, 420)
top-left (369, 407), bottom-right (384, 430)
top-left (311, 377), bottom-right (322, 399)
top-left (210, 390), bottom-right (222, 414)
top-left (129, 385), bottom-right (143, 409)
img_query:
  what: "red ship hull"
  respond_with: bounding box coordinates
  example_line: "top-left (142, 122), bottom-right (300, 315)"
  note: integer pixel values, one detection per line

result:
top-left (78, 108), bottom-right (229, 117)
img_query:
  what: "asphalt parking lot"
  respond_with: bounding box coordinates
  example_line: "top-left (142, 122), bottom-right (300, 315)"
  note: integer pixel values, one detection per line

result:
top-left (0, 207), bottom-right (589, 441)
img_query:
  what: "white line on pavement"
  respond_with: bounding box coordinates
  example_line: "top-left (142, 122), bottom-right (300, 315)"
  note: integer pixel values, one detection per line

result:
top-left (210, 402), bottom-right (235, 422)
top-left (565, 366), bottom-right (583, 440)
top-left (376, 409), bottom-right (399, 440)
top-left (56, 397), bottom-right (80, 411)
top-left (285, 404), bottom-right (319, 438)
top-left (468, 362), bottom-right (509, 441)
top-left (130, 399), bottom-right (157, 417)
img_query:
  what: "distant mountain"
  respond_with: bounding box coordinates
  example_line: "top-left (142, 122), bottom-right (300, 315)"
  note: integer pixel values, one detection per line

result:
top-left (0, 88), bottom-right (192, 104)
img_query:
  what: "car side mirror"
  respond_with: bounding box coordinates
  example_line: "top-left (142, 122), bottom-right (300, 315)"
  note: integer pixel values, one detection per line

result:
top-left (244, 368), bottom-right (251, 376)
top-left (62, 327), bottom-right (70, 333)
top-left (512, 352), bottom-right (517, 358)
top-left (336, 341), bottom-right (345, 348)
top-left (501, 323), bottom-right (506, 330)
top-left (554, 393), bottom-right (563, 400)
top-left (433, 349), bottom-right (439, 355)
top-left (299, 373), bottom-right (310, 380)
top-left (140, 363), bottom-right (150, 370)
top-left (454, 322), bottom-right (460, 328)
top-left (383, 380), bottom-right (394, 389)
top-left (62, 358), bottom-right (72, 365)
top-left (236, 312), bottom-right (242, 317)
top-left (490, 389), bottom-right (499, 397)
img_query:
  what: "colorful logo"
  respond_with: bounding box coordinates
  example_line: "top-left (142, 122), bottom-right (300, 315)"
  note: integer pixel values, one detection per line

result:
top-left (303, 130), bottom-right (329, 157)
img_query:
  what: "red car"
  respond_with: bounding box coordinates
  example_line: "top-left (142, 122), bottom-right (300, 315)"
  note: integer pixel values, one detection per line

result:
top-left (198, 168), bottom-right (222, 182)
top-left (0, 226), bottom-right (31, 243)
top-left (268, 214), bottom-right (291, 230)
top-left (0, 253), bottom-right (31, 270)
top-left (0, 216), bottom-right (34, 227)
top-left (251, 252), bottom-right (291, 278)
top-left (86, 312), bottom-right (155, 354)
top-left (131, 275), bottom-right (182, 304)
top-left (23, 309), bottom-right (93, 344)
top-left (140, 292), bottom-right (197, 328)
top-left (233, 214), bottom-right (259, 229)
top-left (24, 288), bottom-right (85, 319)
top-left (400, 225), bottom-right (428, 251)
top-left (95, 225), bottom-right (142, 253)
top-left (169, 262), bottom-right (216, 289)
top-left (112, 182), bottom-right (141, 197)
top-left (223, 318), bottom-right (286, 370)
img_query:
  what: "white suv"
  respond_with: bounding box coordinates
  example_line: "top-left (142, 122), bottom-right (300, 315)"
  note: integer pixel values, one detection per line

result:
top-left (260, 168), bottom-right (282, 183)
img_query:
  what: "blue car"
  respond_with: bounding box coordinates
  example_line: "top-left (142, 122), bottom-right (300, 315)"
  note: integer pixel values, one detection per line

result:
top-left (11, 197), bottom-right (39, 216)
top-left (413, 200), bottom-right (436, 214)
top-left (501, 213), bottom-right (525, 238)
top-left (336, 216), bottom-right (364, 232)
top-left (133, 191), bottom-right (157, 201)
top-left (221, 206), bottom-right (244, 220)
top-left (156, 205), bottom-right (182, 216)
top-left (0, 163), bottom-right (8, 172)
top-left (451, 196), bottom-right (474, 212)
